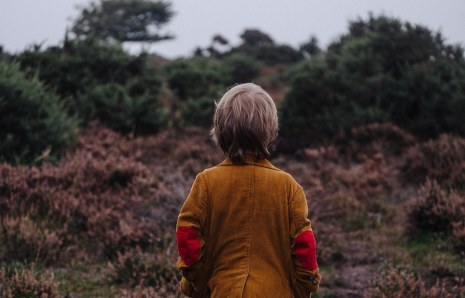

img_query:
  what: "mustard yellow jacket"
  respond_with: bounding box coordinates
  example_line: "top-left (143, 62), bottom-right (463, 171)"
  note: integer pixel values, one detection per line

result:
top-left (176, 155), bottom-right (321, 297)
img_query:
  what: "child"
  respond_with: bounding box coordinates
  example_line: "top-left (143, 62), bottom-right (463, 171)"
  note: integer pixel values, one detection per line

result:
top-left (176, 83), bottom-right (320, 297)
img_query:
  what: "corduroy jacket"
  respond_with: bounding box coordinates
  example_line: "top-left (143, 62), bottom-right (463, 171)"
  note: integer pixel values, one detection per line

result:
top-left (176, 155), bottom-right (321, 297)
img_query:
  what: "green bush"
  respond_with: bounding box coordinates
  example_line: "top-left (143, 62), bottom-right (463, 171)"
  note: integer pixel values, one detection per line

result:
top-left (165, 58), bottom-right (225, 127)
top-left (182, 96), bottom-right (216, 127)
top-left (15, 38), bottom-right (164, 133)
top-left (0, 61), bottom-right (77, 164)
top-left (254, 44), bottom-right (303, 65)
top-left (166, 58), bottom-right (225, 100)
top-left (279, 15), bottom-right (465, 151)
top-left (77, 83), bottom-right (166, 134)
top-left (222, 53), bottom-right (262, 85)
top-left (228, 29), bottom-right (303, 65)
top-left (230, 43), bottom-right (303, 66)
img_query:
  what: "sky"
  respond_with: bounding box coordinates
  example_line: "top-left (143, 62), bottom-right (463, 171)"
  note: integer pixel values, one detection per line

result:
top-left (1, 0), bottom-right (465, 59)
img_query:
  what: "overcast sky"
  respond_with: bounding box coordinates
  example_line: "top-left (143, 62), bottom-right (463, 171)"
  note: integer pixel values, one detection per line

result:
top-left (1, 0), bottom-right (464, 59)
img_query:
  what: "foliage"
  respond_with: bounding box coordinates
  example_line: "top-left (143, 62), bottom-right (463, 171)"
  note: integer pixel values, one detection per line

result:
top-left (71, 0), bottom-right (174, 43)
top-left (0, 127), bottom-right (159, 262)
top-left (222, 53), bottom-right (262, 85)
top-left (336, 123), bottom-right (416, 160)
top-left (407, 179), bottom-right (465, 233)
top-left (77, 83), bottom-right (166, 134)
top-left (1, 122), bottom-right (465, 296)
top-left (165, 58), bottom-right (225, 126)
top-left (16, 38), bottom-right (165, 134)
top-left (256, 44), bottom-right (304, 65)
top-left (1, 216), bottom-right (63, 265)
top-left (225, 28), bottom-right (303, 65)
top-left (403, 134), bottom-right (465, 188)
top-left (279, 57), bottom-right (346, 149)
top-left (239, 29), bottom-right (274, 47)
top-left (0, 266), bottom-right (59, 298)
top-left (108, 248), bottom-right (178, 288)
top-left (365, 267), bottom-right (465, 298)
top-left (165, 54), bottom-right (260, 126)
top-left (280, 14), bottom-right (465, 150)
top-left (299, 35), bottom-right (321, 57)
top-left (0, 125), bottom-right (222, 264)
top-left (165, 58), bottom-right (225, 100)
top-left (0, 61), bottom-right (77, 164)
top-left (182, 96), bottom-right (216, 127)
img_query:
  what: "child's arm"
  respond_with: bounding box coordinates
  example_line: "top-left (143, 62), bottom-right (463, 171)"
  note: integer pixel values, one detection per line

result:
top-left (289, 186), bottom-right (321, 296)
top-left (176, 173), bottom-right (209, 297)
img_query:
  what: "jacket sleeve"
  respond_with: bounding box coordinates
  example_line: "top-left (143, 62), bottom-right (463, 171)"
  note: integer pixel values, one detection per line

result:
top-left (176, 173), bottom-right (209, 297)
top-left (289, 185), bottom-right (321, 297)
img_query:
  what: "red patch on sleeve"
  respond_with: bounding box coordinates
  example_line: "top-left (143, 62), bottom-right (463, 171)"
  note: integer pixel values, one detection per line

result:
top-left (176, 227), bottom-right (201, 266)
top-left (294, 230), bottom-right (318, 271)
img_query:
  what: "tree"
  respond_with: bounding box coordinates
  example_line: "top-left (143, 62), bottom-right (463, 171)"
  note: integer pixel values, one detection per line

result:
top-left (227, 29), bottom-right (303, 65)
top-left (299, 35), bottom-right (321, 57)
top-left (16, 38), bottom-right (166, 134)
top-left (0, 62), bottom-right (77, 164)
top-left (240, 29), bottom-right (274, 47)
top-left (165, 58), bottom-right (226, 127)
top-left (71, 0), bottom-right (174, 43)
top-left (280, 15), bottom-right (465, 151)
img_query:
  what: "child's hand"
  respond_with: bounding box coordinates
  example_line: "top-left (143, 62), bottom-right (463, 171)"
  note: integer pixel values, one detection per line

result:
top-left (180, 276), bottom-right (195, 297)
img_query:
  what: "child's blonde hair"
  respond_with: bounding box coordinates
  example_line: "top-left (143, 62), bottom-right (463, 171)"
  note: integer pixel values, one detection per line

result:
top-left (211, 83), bottom-right (278, 163)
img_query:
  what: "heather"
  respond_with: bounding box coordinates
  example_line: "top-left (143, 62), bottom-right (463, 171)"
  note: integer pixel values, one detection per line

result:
top-left (2, 124), bottom-right (465, 296)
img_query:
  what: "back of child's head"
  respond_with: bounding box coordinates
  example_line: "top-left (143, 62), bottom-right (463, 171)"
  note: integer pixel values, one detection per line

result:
top-left (211, 83), bottom-right (278, 164)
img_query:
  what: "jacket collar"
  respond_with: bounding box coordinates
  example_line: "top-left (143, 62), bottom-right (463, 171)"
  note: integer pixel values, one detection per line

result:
top-left (218, 153), bottom-right (280, 171)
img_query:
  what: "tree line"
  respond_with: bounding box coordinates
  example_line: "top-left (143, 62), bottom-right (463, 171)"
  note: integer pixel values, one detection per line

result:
top-left (1, 0), bottom-right (465, 163)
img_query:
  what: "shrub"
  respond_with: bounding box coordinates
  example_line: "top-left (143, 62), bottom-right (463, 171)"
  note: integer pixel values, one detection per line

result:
top-left (253, 44), bottom-right (303, 65)
top-left (16, 38), bottom-right (160, 101)
top-left (327, 153), bottom-right (394, 202)
top-left (279, 15), bottom-right (465, 151)
top-left (182, 96), bottom-right (215, 127)
top-left (222, 53), bottom-right (262, 84)
top-left (337, 123), bottom-right (416, 159)
top-left (77, 83), bottom-right (166, 134)
top-left (278, 57), bottom-right (352, 150)
top-left (229, 29), bottom-right (303, 65)
top-left (365, 267), bottom-right (465, 298)
top-left (0, 128), bottom-right (160, 261)
top-left (1, 216), bottom-right (63, 265)
top-left (120, 285), bottom-right (178, 298)
top-left (165, 58), bottom-right (225, 101)
top-left (316, 191), bottom-right (362, 222)
top-left (0, 125), bottom-right (222, 264)
top-left (407, 180), bottom-right (465, 233)
top-left (165, 58), bottom-right (226, 127)
top-left (0, 61), bottom-right (77, 164)
top-left (403, 134), bottom-right (465, 188)
top-left (0, 266), bottom-right (59, 298)
top-left (15, 39), bottom-right (164, 133)
top-left (108, 248), bottom-right (179, 288)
